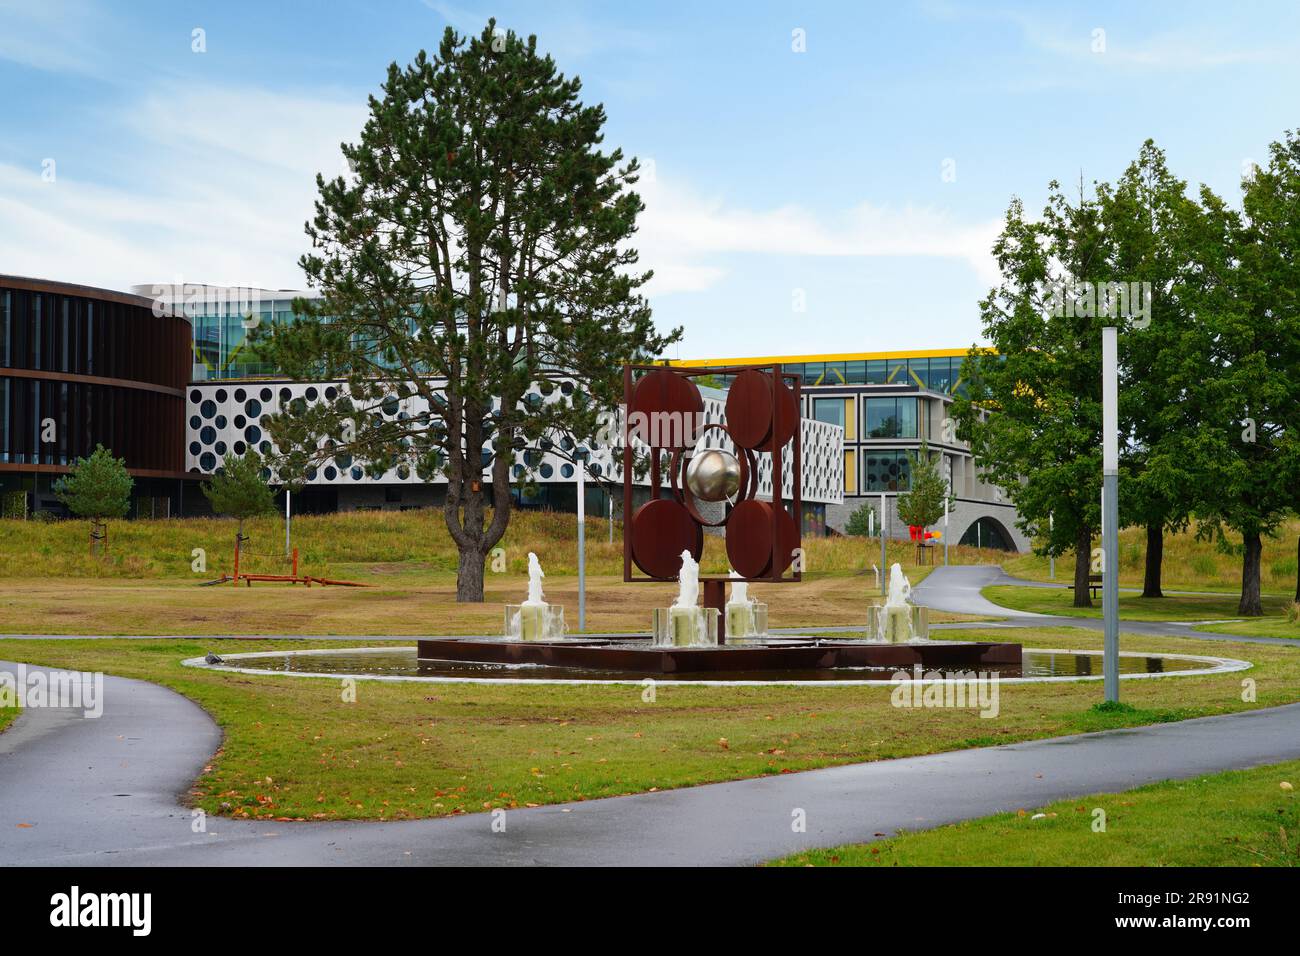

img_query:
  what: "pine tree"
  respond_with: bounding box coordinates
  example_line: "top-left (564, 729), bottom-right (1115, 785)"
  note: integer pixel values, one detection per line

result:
top-left (254, 20), bottom-right (678, 601)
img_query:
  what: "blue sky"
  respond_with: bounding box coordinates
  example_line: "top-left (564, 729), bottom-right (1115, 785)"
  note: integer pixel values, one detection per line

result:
top-left (3, 1), bottom-right (1299, 359)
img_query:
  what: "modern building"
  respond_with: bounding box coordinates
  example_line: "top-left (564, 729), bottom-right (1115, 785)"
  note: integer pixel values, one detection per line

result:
top-left (674, 350), bottom-right (1028, 551)
top-left (128, 283), bottom-right (846, 530)
top-left (0, 276), bottom-right (192, 517)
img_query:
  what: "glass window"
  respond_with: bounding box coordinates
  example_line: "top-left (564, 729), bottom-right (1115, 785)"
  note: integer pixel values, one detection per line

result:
top-left (803, 362), bottom-right (825, 385)
top-left (909, 357), bottom-right (929, 389)
top-left (930, 356), bottom-right (954, 393)
top-left (896, 397), bottom-right (918, 438)
top-left (864, 450), bottom-right (912, 492)
top-left (886, 359), bottom-right (907, 384)
top-left (845, 360), bottom-right (866, 384)
top-left (0, 291), bottom-right (8, 366)
top-left (812, 398), bottom-right (844, 428)
top-left (866, 359), bottom-right (887, 385)
top-left (865, 398), bottom-right (899, 438)
top-left (825, 362), bottom-right (847, 385)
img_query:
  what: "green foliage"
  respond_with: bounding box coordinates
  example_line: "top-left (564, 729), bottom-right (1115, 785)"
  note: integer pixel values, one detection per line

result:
top-left (254, 19), bottom-right (679, 599)
top-left (895, 443), bottom-right (950, 529)
top-left (1, 490), bottom-right (27, 519)
top-left (53, 445), bottom-right (133, 523)
top-left (844, 501), bottom-right (877, 537)
top-left (201, 452), bottom-right (276, 532)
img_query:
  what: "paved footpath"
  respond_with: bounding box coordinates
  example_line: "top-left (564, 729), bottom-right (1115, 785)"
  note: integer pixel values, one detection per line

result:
top-left (3, 659), bottom-right (1300, 866)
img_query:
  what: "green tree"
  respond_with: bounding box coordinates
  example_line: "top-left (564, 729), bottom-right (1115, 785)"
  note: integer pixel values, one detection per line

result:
top-left (895, 443), bottom-right (950, 529)
top-left (201, 451), bottom-right (277, 544)
top-left (1179, 133), bottom-right (1300, 616)
top-left (844, 500), bottom-right (877, 536)
top-left (255, 21), bottom-right (678, 601)
top-left (53, 444), bottom-right (133, 556)
top-left (953, 180), bottom-right (1114, 607)
top-left (1098, 141), bottom-right (1203, 599)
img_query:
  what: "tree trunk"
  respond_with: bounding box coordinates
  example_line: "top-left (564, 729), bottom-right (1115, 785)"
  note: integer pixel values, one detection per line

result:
top-left (1239, 530), bottom-right (1263, 616)
top-left (1141, 521), bottom-right (1164, 598)
top-left (456, 546), bottom-right (485, 602)
top-left (1073, 524), bottom-right (1092, 608)
top-left (1294, 537), bottom-right (1299, 605)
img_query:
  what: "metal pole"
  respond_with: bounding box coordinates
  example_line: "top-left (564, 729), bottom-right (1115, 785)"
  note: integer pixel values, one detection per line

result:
top-left (1102, 327), bottom-right (1120, 703)
top-left (608, 490), bottom-right (613, 545)
top-left (284, 489), bottom-right (291, 557)
top-left (879, 491), bottom-right (887, 595)
top-left (577, 461), bottom-right (586, 632)
top-left (944, 496), bottom-right (949, 566)
top-left (1049, 512), bottom-right (1055, 579)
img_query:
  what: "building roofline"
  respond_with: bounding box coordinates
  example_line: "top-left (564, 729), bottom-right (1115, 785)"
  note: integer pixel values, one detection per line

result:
top-left (0, 274), bottom-right (188, 318)
top-left (670, 347), bottom-right (994, 366)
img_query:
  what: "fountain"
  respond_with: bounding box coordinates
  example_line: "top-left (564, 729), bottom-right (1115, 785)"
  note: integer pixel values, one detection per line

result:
top-left (725, 569), bottom-right (768, 638)
top-left (504, 552), bottom-right (566, 641)
top-left (652, 550), bottom-right (719, 647)
top-left (867, 563), bottom-right (930, 643)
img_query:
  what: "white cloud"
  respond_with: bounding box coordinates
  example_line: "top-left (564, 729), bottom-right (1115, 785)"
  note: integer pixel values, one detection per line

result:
top-left (0, 0), bottom-right (107, 75)
top-left (0, 83), bottom-right (367, 292)
top-left (636, 176), bottom-right (1001, 298)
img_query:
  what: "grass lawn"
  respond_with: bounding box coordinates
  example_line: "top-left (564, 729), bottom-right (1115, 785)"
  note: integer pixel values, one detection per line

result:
top-left (774, 759), bottom-right (1300, 867)
top-left (0, 626), bottom-right (1292, 822)
top-left (1194, 617), bottom-right (1300, 640)
top-left (1001, 517), bottom-right (1300, 594)
top-left (985, 585), bottom-right (1292, 622)
top-left (0, 570), bottom-right (994, 637)
top-left (0, 707), bottom-right (15, 734)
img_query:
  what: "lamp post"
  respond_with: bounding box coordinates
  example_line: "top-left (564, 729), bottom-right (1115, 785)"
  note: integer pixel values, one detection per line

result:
top-left (284, 488), bottom-right (291, 557)
top-left (576, 449), bottom-right (587, 632)
top-left (1102, 327), bottom-right (1120, 703)
top-left (880, 491), bottom-right (887, 596)
top-left (1049, 512), bottom-right (1054, 579)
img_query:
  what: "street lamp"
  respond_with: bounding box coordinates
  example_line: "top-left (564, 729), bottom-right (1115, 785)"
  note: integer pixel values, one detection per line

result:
top-left (1102, 327), bottom-right (1120, 702)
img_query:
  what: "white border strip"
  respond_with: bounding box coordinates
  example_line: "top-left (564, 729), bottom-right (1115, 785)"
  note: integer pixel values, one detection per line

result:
top-left (181, 646), bottom-right (1253, 687)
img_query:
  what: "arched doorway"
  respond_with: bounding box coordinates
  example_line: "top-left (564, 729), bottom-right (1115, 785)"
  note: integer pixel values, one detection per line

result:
top-left (959, 515), bottom-right (1016, 551)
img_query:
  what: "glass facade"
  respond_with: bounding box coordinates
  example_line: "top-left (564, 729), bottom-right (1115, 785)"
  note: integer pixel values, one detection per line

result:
top-left (864, 397), bottom-right (919, 438)
top-left (779, 354), bottom-right (969, 394)
top-left (864, 449), bottom-right (912, 491)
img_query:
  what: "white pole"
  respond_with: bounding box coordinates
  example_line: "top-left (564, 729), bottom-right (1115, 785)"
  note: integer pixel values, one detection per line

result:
top-left (577, 461), bottom-right (586, 632)
top-left (1102, 327), bottom-right (1120, 702)
top-left (1049, 512), bottom-right (1055, 579)
top-left (944, 496), bottom-right (949, 566)
top-left (879, 491), bottom-right (887, 595)
top-left (608, 491), bottom-right (613, 545)
top-left (284, 489), bottom-right (291, 557)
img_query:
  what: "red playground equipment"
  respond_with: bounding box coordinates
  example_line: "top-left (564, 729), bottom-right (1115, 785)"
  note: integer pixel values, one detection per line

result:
top-left (207, 536), bottom-right (369, 587)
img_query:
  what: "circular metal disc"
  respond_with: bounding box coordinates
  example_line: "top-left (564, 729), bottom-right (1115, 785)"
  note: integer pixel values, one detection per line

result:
top-left (629, 369), bottom-right (703, 449)
top-left (725, 499), bottom-right (799, 578)
top-left (630, 498), bottom-right (704, 579)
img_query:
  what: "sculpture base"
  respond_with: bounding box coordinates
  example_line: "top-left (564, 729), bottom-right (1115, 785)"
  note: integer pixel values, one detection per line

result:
top-left (417, 635), bottom-right (1020, 675)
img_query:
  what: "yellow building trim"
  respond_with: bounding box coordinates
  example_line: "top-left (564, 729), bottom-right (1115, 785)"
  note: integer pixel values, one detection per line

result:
top-left (671, 346), bottom-right (993, 367)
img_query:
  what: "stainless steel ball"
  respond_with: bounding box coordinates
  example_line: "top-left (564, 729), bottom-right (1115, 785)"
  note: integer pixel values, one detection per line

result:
top-left (685, 449), bottom-right (741, 502)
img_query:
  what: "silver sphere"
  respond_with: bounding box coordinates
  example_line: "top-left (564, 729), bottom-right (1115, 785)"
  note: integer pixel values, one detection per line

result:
top-left (685, 449), bottom-right (741, 502)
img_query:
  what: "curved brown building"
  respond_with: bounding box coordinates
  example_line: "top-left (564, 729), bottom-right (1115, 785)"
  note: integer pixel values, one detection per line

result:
top-left (0, 276), bottom-right (192, 516)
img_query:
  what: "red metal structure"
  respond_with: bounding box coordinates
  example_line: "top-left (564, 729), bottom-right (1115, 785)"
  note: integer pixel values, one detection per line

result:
top-left (622, 363), bottom-right (802, 641)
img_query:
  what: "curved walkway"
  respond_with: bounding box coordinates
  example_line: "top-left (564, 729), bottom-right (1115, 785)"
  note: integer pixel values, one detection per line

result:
top-left (2, 660), bottom-right (1299, 866)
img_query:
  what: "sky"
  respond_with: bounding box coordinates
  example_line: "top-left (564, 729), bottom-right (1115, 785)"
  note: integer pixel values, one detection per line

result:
top-left (2, 0), bottom-right (1299, 360)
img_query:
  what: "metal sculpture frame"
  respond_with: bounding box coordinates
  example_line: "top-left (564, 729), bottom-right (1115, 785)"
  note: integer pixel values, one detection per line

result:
top-left (621, 363), bottom-right (802, 641)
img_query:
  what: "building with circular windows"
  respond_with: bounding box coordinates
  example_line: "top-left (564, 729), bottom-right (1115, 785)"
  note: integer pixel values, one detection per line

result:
top-left (0, 276), bottom-right (192, 516)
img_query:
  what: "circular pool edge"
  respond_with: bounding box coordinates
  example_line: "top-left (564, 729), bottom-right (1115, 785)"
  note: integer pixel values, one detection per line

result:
top-left (181, 645), bottom-right (1253, 687)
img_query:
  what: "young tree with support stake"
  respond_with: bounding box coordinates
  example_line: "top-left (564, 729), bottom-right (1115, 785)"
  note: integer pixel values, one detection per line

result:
top-left (895, 443), bottom-right (951, 555)
top-left (255, 20), bottom-right (678, 602)
top-left (53, 444), bottom-right (133, 557)
top-left (201, 451), bottom-right (277, 581)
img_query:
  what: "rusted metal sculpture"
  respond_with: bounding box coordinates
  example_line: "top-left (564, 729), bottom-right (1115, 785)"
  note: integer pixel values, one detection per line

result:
top-left (622, 364), bottom-right (802, 641)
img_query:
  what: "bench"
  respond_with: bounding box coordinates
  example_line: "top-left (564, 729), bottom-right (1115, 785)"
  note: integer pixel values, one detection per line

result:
top-left (1088, 573), bottom-right (1103, 599)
